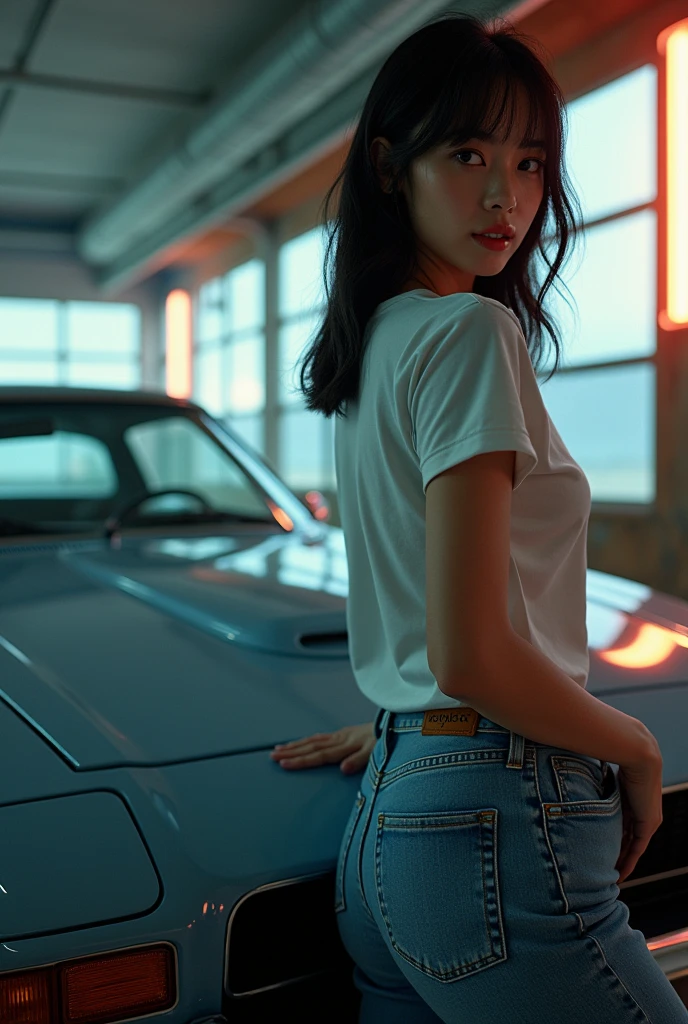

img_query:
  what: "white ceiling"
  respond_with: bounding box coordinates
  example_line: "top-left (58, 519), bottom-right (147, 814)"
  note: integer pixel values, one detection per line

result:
top-left (0, 0), bottom-right (298, 223)
top-left (0, 0), bottom-right (530, 292)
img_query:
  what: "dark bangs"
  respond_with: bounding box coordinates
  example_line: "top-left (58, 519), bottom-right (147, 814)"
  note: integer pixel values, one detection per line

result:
top-left (295, 11), bottom-right (584, 418)
top-left (394, 36), bottom-right (551, 166)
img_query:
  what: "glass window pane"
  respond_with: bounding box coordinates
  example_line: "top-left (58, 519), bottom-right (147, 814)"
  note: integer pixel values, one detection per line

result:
top-left (0, 297), bottom-right (59, 352)
top-left (125, 415), bottom-right (268, 517)
top-left (224, 414), bottom-right (265, 457)
top-left (279, 405), bottom-right (325, 490)
top-left (0, 432), bottom-right (117, 498)
top-left (0, 358), bottom-right (60, 385)
top-left (537, 209), bottom-right (657, 373)
top-left (278, 226), bottom-right (328, 318)
top-left (540, 363), bottom-right (655, 503)
top-left (196, 277), bottom-right (224, 344)
top-left (225, 259), bottom-right (265, 332)
top-left (66, 302), bottom-right (141, 355)
top-left (193, 344), bottom-right (225, 416)
top-left (566, 64), bottom-right (657, 227)
top-left (64, 361), bottom-right (140, 389)
top-left (227, 332), bottom-right (265, 414)
top-left (278, 314), bottom-right (320, 405)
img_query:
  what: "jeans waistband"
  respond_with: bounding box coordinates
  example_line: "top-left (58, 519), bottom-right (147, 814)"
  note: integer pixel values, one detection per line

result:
top-left (371, 706), bottom-right (527, 771)
top-left (372, 706), bottom-right (509, 736)
top-left (388, 710), bottom-right (510, 734)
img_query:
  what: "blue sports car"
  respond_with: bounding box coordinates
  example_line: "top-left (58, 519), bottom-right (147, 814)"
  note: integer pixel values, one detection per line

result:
top-left (0, 386), bottom-right (687, 1022)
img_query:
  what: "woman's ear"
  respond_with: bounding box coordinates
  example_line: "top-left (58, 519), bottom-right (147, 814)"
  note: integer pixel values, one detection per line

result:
top-left (370, 136), bottom-right (394, 193)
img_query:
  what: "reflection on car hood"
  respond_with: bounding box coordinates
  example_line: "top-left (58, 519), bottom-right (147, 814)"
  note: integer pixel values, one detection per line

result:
top-left (0, 529), bottom-right (687, 770)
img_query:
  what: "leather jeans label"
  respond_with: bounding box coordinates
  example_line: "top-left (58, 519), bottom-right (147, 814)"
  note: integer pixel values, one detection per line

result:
top-left (421, 707), bottom-right (479, 735)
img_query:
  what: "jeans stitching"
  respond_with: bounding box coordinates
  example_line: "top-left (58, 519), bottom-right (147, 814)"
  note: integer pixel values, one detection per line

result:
top-left (544, 792), bottom-right (621, 817)
top-left (369, 725), bottom-right (519, 780)
top-left (356, 717), bottom-right (392, 925)
top-left (533, 750), bottom-right (571, 917)
top-left (506, 730), bottom-right (526, 768)
top-left (389, 725), bottom-right (509, 734)
top-left (378, 749), bottom-right (519, 791)
top-left (584, 934), bottom-right (654, 1023)
top-left (552, 756), bottom-right (605, 801)
top-left (556, 766), bottom-right (603, 802)
top-left (373, 748), bottom-right (536, 792)
top-left (373, 811), bottom-right (508, 980)
top-left (334, 792), bottom-right (365, 914)
top-left (353, 791), bottom-right (379, 925)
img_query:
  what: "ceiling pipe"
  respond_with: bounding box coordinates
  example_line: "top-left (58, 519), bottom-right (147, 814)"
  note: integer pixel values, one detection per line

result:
top-left (78, 0), bottom-right (543, 289)
top-left (76, 0), bottom-right (468, 271)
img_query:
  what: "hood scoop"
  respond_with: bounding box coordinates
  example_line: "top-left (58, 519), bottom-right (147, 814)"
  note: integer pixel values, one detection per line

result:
top-left (68, 551), bottom-right (349, 659)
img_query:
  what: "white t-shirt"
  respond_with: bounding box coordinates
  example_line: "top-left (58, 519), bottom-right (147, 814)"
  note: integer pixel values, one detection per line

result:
top-left (334, 288), bottom-right (591, 713)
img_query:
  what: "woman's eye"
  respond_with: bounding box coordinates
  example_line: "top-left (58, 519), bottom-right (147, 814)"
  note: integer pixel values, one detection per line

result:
top-left (453, 150), bottom-right (543, 173)
top-left (453, 150), bottom-right (481, 165)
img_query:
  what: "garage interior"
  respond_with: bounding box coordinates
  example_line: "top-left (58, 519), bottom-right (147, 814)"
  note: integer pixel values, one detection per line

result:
top-left (1, 0), bottom-right (687, 605)
top-left (2, 0), bottom-right (688, 1019)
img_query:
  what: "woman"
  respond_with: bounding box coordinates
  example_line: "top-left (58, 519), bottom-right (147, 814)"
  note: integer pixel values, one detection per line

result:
top-left (270, 12), bottom-right (687, 1024)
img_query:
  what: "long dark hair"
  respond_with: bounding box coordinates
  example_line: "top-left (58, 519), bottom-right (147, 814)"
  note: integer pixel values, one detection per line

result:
top-left (295, 10), bottom-right (584, 419)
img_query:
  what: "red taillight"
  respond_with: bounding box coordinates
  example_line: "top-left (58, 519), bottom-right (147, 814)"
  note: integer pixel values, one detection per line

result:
top-left (0, 967), bottom-right (53, 1023)
top-left (0, 943), bottom-right (176, 1024)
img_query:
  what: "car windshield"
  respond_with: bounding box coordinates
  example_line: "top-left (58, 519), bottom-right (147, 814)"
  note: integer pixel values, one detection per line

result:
top-left (0, 401), bottom-right (277, 536)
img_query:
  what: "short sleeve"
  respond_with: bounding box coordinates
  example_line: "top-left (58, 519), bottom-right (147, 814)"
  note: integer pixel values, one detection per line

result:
top-left (407, 299), bottom-right (539, 494)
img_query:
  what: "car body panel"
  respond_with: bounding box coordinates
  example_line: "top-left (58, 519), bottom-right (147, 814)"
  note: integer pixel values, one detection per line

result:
top-left (0, 791), bottom-right (161, 938)
top-left (0, 535), bottom-right (375, 773)
top-left (599, 684), bottom-right (688, 787)
top-left (0, 739), bottom-right (362, 1022)
top-left (0, 387), bottom-right (687, 1018)
top-left (1, 540), bottom-right (688, 776)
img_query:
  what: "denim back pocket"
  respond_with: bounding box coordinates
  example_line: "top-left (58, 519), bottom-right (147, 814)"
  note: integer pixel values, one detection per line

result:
top-left (550, 755), bottom-right (607, 803)
top-left (334, 791), bottom-right (366, 914)
top-left (541, 755), bottom-right (622, 932)
top-left (374, 808), bottom-right (507, 981)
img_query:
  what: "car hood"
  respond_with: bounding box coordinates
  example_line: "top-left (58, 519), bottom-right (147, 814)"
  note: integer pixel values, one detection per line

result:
top-left (0, 528), bottom-right (375, 770)
top-left (0, 530), bottom-right (688, 771)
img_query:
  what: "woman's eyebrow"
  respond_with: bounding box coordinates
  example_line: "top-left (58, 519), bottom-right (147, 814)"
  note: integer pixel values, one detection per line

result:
top-left (460, 131), bottom-right (547, 151)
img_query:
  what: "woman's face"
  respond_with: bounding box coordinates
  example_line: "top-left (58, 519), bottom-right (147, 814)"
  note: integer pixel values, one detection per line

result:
top-left (371, 101), bottom-right (547, 297)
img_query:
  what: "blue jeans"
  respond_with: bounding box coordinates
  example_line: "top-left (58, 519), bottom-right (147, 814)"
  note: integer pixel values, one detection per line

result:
top-left (334, 707), bottom-right (688, 1023)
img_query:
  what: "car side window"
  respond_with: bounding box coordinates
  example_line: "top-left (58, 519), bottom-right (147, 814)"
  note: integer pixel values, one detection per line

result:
top-left (124, 416), bottom-right (268, 517)
top-left (0, 432), bottom-right (117, 499)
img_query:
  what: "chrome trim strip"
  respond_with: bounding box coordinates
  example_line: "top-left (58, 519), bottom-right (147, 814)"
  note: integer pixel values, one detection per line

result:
top-left (662, 781), bottom-right (688, 795)
top-left (621, 865), bottom-right (688, 889)
top-left (647, 925), bottom-right (688, 946)
top-left (224, 871), bottom-right (334, 997)
top-left (225, 967), bottom-right (333, 1000)
top-left (647, 931), bottom-right (688, 979)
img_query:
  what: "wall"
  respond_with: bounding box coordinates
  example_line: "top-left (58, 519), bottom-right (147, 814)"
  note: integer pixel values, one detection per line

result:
top-left (0, 237), bottom-right (164, 389)
top-left (241, 0), bottom-right (688, 607)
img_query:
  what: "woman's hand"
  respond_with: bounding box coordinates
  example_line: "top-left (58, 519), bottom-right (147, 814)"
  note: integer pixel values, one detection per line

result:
top-left (270, 722), bottom-right (376, 774)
